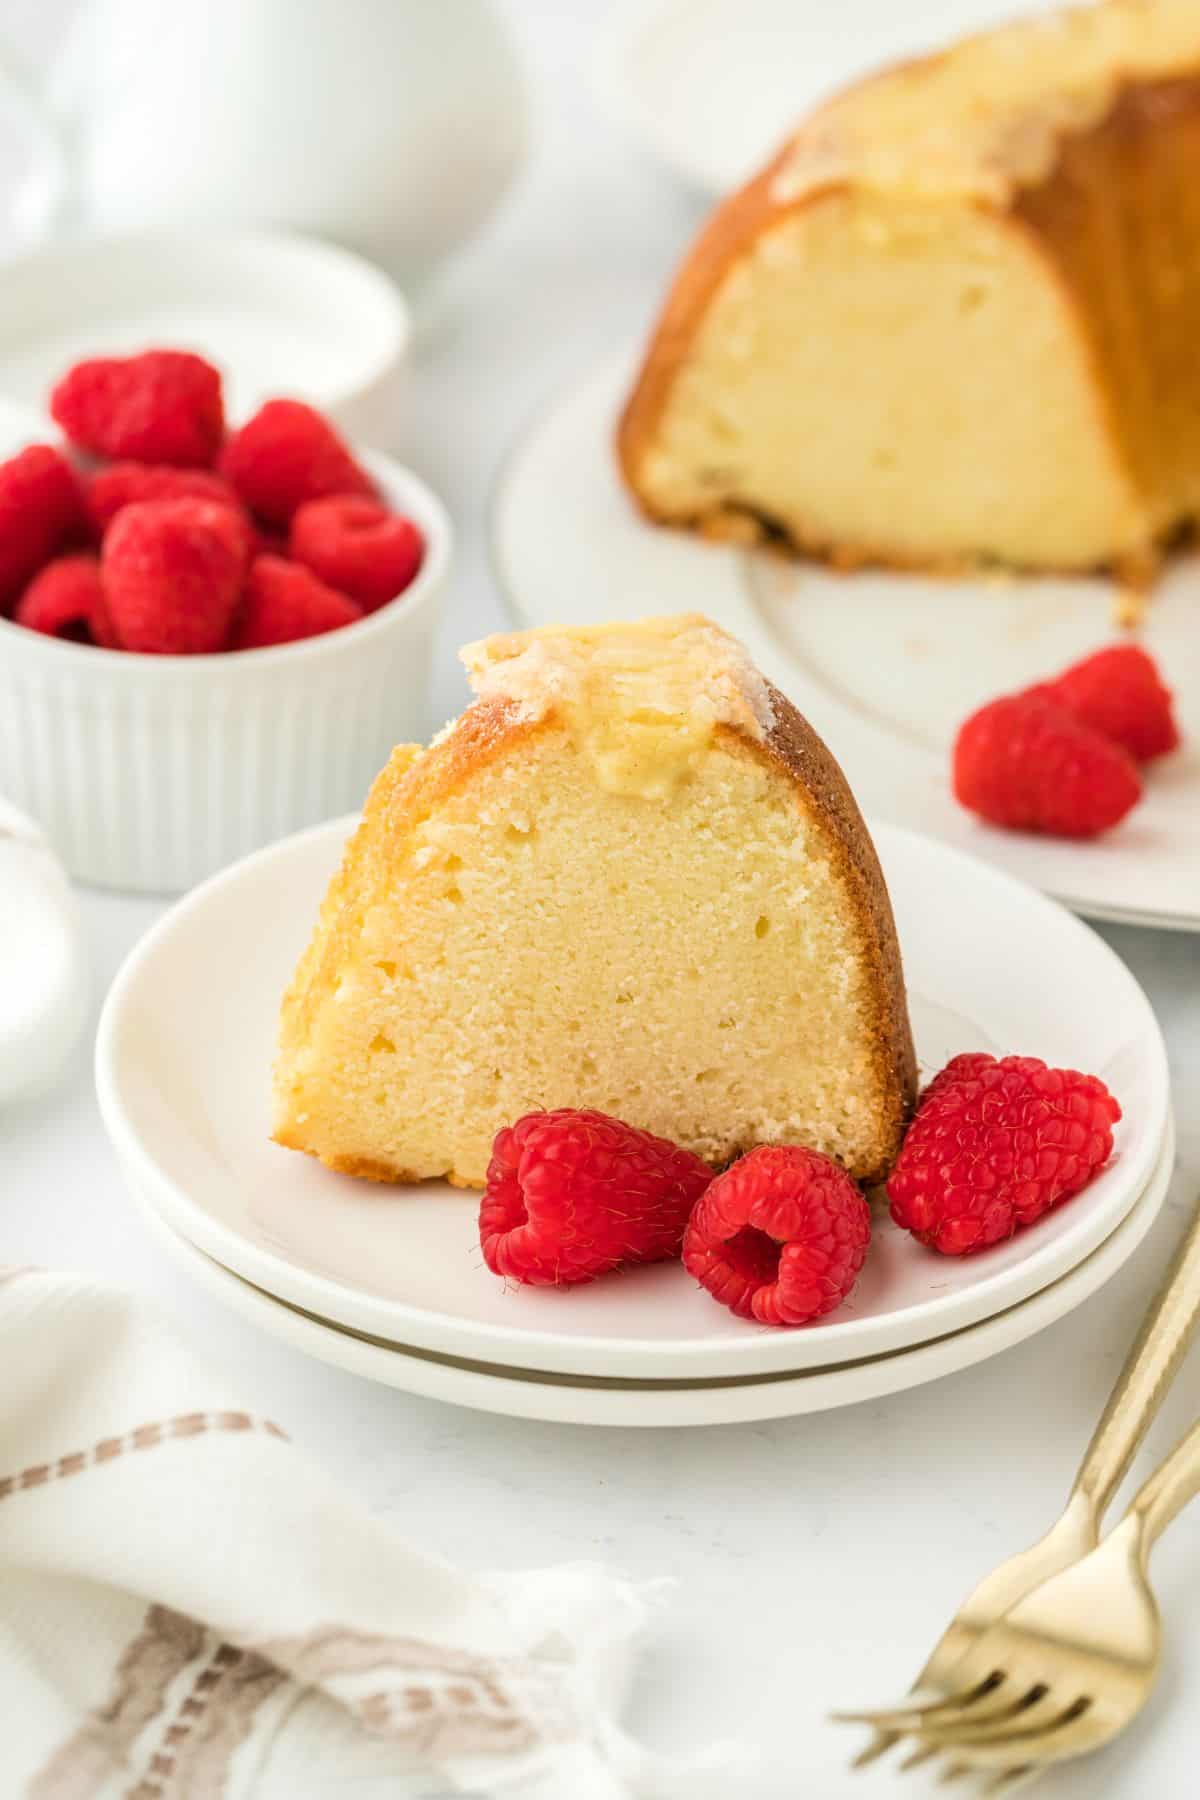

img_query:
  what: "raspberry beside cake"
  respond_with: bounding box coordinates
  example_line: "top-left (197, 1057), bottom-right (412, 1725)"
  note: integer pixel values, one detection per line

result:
top-left (619, 0), bottom-right (1200, 579)
top-left (273, 615), bottom-right (917, 1187)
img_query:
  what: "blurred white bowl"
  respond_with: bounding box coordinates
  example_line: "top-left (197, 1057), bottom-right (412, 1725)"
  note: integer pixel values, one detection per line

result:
top-left (0, 229), bottom-right (410, 448)
top-left (0, 417), bottom-right (449, 894)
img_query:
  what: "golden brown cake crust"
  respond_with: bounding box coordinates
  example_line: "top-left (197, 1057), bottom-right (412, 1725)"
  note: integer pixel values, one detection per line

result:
top-left (1008, 72), bottom-right (1200, 552)
top-left (275, 684), bottom-right (918, 1190)
top-left (734, 684), bottom-right (918, 1182)
top-left (617, 21), bottom-right (1200, 580)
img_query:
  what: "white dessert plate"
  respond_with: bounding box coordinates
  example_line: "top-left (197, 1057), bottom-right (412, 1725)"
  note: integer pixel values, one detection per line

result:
top-left (491, 354), bottom-right (1200, 933)
top-left (596, 0), bottom-right (1061, 195)
top-left (0, 229), bottom-right (410, 448)
top-left (97, 813), bottom-right (1170, 1382)
top-left (131, 1117), bottom-right (1174, 1428)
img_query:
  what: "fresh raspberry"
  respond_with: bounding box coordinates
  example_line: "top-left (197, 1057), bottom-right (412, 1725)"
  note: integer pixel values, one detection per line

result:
top-left (289, 496), bottom-right (424, 611)
top-left (0, 444), bottom-right (86, 608)
top-left (101, 498), bottom-right (249, 654)
top-left (86, 462), bottom-right (244, 537)
top-left (231, 555), bottom-right (361, 650)
top-left (250, 522), bottom-right (290, 559)
top-left (1042, 644), bottom-right (1180, 763)
top-left (920, 1051), bottom-right (1004, 1110)
top-left (218, 399), bottom-right (375, 526)
top-left (14, 554), bottom-right (106, 644)
top-left (953, 691), bottom-right (1141, 838)
top-left (479, 1109), bottom-right (713, 1287)
top-left (888, 1054), bottom-right (1121, 1256)
top-left (91, 583), bottom-right (120, 649)
top-left (50, 350), bottom-right (225, 467)
top-left (682, 1145), bottom-right (870, 1327)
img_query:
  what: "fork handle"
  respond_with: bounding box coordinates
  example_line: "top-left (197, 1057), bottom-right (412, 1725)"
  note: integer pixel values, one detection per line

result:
top-left (1072, 1185), bottom-right (1200, 1517)
top-left (1128, 1415), bottom-right (1200, 1556)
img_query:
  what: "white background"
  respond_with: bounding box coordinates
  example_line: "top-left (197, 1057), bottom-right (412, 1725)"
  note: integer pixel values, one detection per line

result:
top-left (3, 3), bottom-right (1200, 1793)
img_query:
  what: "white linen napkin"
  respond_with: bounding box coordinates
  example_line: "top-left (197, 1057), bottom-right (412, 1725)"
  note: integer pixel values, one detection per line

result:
top-left (0, 1265), bottom-right (742, 1799)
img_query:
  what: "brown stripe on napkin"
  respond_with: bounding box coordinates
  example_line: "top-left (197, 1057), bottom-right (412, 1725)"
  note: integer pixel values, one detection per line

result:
top-left (32, 1614), bottom-right (558, 1793)
top-left (29, 1607), bottom-right (205, 1798)
top-left (0, 1412), bottom-right (288, 1503)
top-left (31, 1606), bottom-right (287, 1799)
top-left (252, 1623), bottom-right (571, 1759)
top-left (123, 1640), bottom-right (285, 1799)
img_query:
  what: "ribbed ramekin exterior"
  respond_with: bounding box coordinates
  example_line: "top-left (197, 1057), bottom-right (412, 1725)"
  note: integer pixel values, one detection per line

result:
top-left (0, 455), bottom-right (447, 893)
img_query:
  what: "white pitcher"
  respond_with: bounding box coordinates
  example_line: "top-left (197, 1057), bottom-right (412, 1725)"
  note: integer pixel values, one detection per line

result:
top-left (0, 0), bottom-right (529, 281)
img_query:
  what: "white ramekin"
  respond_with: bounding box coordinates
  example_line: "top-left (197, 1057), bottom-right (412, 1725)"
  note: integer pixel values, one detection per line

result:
top-left (0, 447), bottom-right (449, 893)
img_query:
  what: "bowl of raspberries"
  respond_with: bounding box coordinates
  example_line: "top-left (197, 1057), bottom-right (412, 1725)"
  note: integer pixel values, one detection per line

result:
top-left (0, 349), bottom-right (449, 893)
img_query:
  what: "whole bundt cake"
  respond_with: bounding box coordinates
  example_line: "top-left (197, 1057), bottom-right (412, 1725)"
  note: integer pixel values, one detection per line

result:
top-left (619, 0), bottom-right (1200, 582)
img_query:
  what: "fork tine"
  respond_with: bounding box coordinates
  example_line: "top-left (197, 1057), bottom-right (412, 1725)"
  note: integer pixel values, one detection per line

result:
top-left (921, 1685), bottom-right (1063, 1745)
top-left (898, 1738), bottom-right (942, 1772)
top-left (836, 1704), bottom-right (928, 1730)
top-left (843, 1667), bottom-right (995, 1766)
top-left (923, 1702), bottom-right (1099, 1771)
top-left (836, 1671), bottom-right (1014, 1736)
top-left (850, 1728), bottom-right (900, 1770)
top-left (982, 1767), bottom-right (1040, 1796)
top-left (928, 1752), bottom-right (1042, 1793)
top-left (928, 1684), bottom-right (1093, 1742)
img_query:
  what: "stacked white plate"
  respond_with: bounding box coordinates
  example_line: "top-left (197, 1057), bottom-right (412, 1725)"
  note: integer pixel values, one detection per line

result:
top-left (98, 815), bottom-right (1173, 1427)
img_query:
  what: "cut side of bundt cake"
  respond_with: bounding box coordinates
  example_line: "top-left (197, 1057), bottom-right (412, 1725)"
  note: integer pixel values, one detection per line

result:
top-left (619, 0), bottom-right (1200, 579)
top-left (273, 615), bottom-right (917, 1188)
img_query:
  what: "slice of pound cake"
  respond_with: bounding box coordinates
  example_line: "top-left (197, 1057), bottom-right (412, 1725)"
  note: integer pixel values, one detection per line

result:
top-left (619, 0), bottom-right (1200, 579)
top-left (273, 616), bottom-right (917, 1187)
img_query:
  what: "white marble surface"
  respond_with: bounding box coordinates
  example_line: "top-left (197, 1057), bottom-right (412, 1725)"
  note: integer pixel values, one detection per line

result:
top-left (3, 3), bottom-right (1200, 1793)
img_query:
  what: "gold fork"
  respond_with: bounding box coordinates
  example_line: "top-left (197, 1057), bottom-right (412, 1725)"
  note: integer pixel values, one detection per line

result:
top-left (857, 1408), bottom-right (1200, 1788)
top-left (837, 1184), bottom-right (1200, 1771)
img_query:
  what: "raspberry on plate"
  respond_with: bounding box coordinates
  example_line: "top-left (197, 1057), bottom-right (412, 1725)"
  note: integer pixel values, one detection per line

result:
top-left (51, 350), bottom-right (225, 468)
top-left (101, 498), bottom-right (250, 655)
top-left (289, 495), bottom-right (424, 611)
top-left (0, 444), bottom-right (86, 608)
top-left (231, 555), bottom-right (361, 650)
top-left (15, 554), bottom-right (106, 644)
top-left (479, 1108), bottom-right (713, 1287)
top-left (218, 399), bottom-right (375, 526)
top-left (888, 1053), bottom-right (1121, 1256)
top-left (953, 691), bottom-right (1141, 838)
top-left (682, 1144), bottom-right (870, 1327)
top-left (87, 462), bottom-right (244, 538)
top-left (919, 1050), bottom-right (1001, 1110)
top-left (1043, 643), bottom-right (1181, 763)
